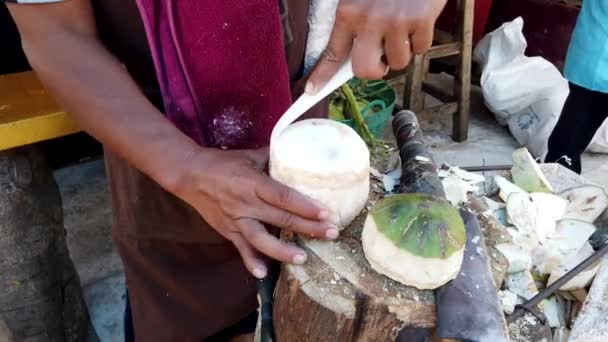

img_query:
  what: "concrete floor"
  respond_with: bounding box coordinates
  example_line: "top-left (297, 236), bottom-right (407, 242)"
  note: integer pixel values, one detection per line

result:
top-left (54, 78), bottom-right (608, 340)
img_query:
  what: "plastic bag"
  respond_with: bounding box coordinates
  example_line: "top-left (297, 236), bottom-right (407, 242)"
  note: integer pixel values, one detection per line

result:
top-left (474, 17), bottom-right (569, 159)
top-left (588, 121), bottom-right (608, 153)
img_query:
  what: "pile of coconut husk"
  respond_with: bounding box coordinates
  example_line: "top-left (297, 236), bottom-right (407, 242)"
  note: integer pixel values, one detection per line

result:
top-left (432, 147), bottom-right (608, 341)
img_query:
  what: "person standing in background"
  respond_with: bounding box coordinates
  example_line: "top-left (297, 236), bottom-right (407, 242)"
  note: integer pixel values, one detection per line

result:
top-left (546, 0), bottom-right (608, 174)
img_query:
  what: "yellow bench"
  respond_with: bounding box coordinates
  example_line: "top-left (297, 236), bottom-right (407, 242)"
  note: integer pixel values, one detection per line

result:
top-left (0, 71), bottom-right (80, 151)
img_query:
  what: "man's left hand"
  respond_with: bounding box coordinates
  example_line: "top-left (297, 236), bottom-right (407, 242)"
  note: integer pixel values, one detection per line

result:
top-left (306, 0), bottom-right (447, 94)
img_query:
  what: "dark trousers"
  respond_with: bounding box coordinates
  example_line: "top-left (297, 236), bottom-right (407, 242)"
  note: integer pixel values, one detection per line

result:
top-left (546, 82), bottom-right (608, 174)
top-left (123, 289), bottom-right (257, 342)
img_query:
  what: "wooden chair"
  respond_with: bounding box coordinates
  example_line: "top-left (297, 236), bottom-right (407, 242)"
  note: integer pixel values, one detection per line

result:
top-left (402, 0), bottom-right (475, 142)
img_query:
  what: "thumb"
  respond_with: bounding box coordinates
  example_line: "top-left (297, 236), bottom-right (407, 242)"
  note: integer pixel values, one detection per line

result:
top-left (305, 20), bottom-right (354, 95)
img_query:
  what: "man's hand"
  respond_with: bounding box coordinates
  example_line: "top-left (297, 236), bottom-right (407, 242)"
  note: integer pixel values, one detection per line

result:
top-left (174, 148), bottom-right (339, 279)
top-left (306, 0), bottom-right (447, 94)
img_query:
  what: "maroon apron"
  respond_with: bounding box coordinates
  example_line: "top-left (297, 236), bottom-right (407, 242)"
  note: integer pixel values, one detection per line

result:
top-left (97, 1), bottom-right (325, 340)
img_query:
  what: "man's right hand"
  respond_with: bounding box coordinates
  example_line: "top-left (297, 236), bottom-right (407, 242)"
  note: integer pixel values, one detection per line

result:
top-left (173, 147), bottom-right (339, 279)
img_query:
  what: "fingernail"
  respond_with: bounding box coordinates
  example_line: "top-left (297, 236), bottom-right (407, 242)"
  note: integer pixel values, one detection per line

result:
top-left (318, 209), bottom-right (330, 220)
top-left (293, 254), bottom-right (307, 265)
top-left (326, 228), bottom-right (340, 240)
top-left (252, 266), bottom-right (267, 279)
top-left (305, 82), bottom-right (317, 95)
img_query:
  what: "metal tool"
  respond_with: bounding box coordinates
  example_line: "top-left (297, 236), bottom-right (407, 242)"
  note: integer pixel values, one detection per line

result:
top-left (461, 165), bottom-right (513, 172)
top-left (393, 110), bottom-right (509, 341)
top-left (507, 243), bottom-right (608, 323)
top-left (256, 265), bottom-right (278, 342)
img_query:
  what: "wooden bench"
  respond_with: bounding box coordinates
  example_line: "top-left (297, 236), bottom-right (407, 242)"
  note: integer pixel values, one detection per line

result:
top-left (0, 71), bottom-right (80, 151)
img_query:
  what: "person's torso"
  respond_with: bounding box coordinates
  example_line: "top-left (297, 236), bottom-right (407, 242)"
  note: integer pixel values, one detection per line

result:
top-left (565, 0), bottom-right (608, 93)
top-left (91, 0), bottom-right (309, 102)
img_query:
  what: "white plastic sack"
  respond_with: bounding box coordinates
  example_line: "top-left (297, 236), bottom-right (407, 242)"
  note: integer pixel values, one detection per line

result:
top-left (474, 17), bottom-right (569, 159)
top-left (588, 121), bottom-right (608, 153)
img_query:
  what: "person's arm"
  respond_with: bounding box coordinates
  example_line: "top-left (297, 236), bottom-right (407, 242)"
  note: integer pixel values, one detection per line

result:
top-left (9, 1), bottom-right (194, 190)
top-left (7, 0), bottom-right (336, 279)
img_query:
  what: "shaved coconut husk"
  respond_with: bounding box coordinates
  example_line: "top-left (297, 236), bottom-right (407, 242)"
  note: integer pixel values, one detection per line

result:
top-left (547, 243), bottom-right (601, 291)
top-left (498, 290), bottom-right (520, 314)
top-left (542, 296), bottom-right (565, 328)
top-left (511, 148), bottom-right (554, 193)
top-left (494, 175), bottom-right (525, 202)
top-left (496, 243), bottom-right (532, 273)
top-left (505, 270), bottom-right (539, 300)
top-left (532, 220), bottom-right (597, 275)
top-left (560, 185), bottom-right (608, 223)
top-left (506, 192), bottom-right (567, 244)
top-left (362, 193), bottom-right (466, 290)
top-left (481, 197), bottom-right (506, 213)
top-left (442, 175), bottom-right (476, 206)
top-left (270, 119), bottom-right (369, 228)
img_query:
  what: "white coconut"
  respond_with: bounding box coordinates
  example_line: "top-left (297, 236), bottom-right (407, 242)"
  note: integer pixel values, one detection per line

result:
top-left (494, 175), bottom-right (526, 202)
top-left (532, 219), bottom-right (597, 275)
top-left (542, 296), bottom-right (565, 328)
top-left (560, 185), bottom-right (608, 223)
top-left (506, 192), bottom-right (568, 244)
top-left (442, 174), bottom-right (476, 207)
top-left (498, 290), bottom-right (520, 314)
top-left (505, 270), bottom-right (539, 300)
top-left (547, 242), bottom-right (601, 291)
top-left (496, 243), bottom-right (532, 273)
top-left (511, 147), bottom-right (554, 193)
top-left (361, 214), bottom-right (465, 290)
top-left (270, 119), bottom-right (370, 228)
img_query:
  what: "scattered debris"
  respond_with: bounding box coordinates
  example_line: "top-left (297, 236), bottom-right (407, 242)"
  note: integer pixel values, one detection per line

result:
top-left (547, 243), bottom-right (601, 291)
top-left (541, 296), bottom-right (565, 328)
top-left (506, 192), bottom-right (567, 244)
top-left (532, 220), bottom-right (596, 275)
top-left (438, 165), bottom-right (485, 206)
top-left (494, 175), bottom-right (525, 202)
top-left (499, 290), bottom-right (520, 315)
top-left (511, 148), bottom-right (554, 193)
top-left (559, 185), bottom-right (608, 223)
top-left (569, 257), bottom-right (608, 342)
top-left (505, 270), bottom-right (539, 300)
top-left (496, 243), bottom-right (531, 273)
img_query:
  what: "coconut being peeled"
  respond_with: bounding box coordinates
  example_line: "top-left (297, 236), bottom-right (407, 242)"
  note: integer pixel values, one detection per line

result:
top-left (270, 119), bottom-right (370, 229)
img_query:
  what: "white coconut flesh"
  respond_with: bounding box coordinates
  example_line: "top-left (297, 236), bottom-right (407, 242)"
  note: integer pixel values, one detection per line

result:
top-left (505, 270), bottom-right (539, 300)
top-left (362, 194), bottom-right (466, 290)
top-left (506, 192), bottom-right (568, 244)
top-left (494, 175), bottom-right (525, 202)
top-left (270, 119), bottom-right (370, 228)
top-left (495, 243), bottom-right (531, 273)
top-left (559, 185), bottom-right (608, 223)
top-left (547, 242), bottom-right (601, 291)
top-left (511, 147), bottom-right (554, 193)
top-left (531, 219), bottom-right (597, 275)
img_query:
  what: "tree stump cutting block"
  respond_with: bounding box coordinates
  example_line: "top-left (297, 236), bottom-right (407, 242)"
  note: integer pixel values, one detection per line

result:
top-left (0, 148), bottom-right (91, 342)
top-left (273, 148), bottom-right (435, 342)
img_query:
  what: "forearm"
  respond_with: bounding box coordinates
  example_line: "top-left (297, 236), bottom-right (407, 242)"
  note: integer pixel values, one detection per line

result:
top-left (12, 8), bottom-right (198, 192)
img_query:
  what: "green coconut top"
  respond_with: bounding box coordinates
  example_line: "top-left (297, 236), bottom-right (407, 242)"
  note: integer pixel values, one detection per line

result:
top-left (370, 193), bottom-right (466, 259)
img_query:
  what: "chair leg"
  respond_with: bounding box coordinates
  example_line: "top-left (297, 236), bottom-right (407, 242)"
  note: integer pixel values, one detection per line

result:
top-left (453, 0), bottom-right (474, 142)
top-left (403, 54), bottom-right (425, 113)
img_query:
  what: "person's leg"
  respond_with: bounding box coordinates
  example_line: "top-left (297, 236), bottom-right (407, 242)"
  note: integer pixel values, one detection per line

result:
top-left (546, 83), bottom-right (599, 173)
